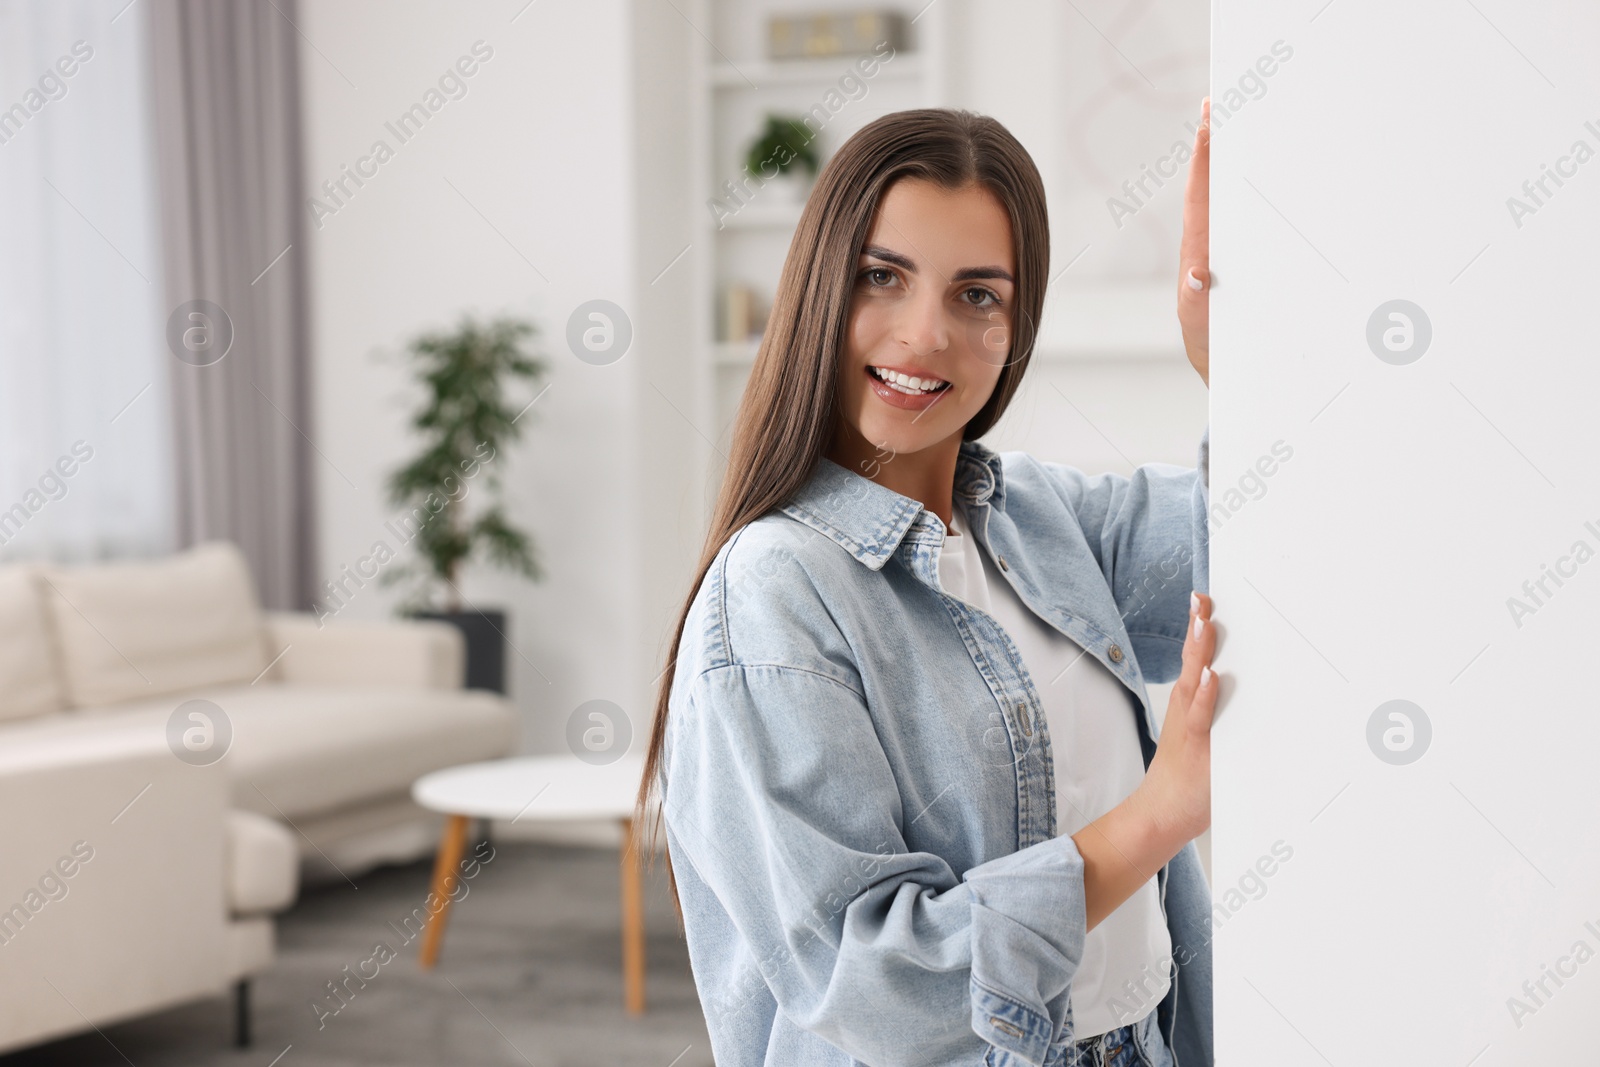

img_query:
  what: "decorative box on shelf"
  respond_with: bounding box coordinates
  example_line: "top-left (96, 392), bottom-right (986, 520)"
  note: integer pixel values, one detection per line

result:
top-left (767, 10), bottom-right (909, 60)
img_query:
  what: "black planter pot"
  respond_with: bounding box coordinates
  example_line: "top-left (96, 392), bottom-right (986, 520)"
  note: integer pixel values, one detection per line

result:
top-left (412, 609), bottom-right (508, 693)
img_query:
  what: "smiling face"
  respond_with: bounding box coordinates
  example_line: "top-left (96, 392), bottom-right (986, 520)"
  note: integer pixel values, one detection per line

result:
top-left (830, 177), bottom-right (1016, 475)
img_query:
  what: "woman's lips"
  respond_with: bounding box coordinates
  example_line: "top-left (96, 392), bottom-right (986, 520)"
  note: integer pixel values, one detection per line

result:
top-left (864, 365), bottom-right (950, 412)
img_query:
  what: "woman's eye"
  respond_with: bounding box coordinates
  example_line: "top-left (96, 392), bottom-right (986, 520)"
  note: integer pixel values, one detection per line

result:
top-left (862, 267), bottom-right (895, 286)
top-left (962, 286), bottom-right (1000, 307)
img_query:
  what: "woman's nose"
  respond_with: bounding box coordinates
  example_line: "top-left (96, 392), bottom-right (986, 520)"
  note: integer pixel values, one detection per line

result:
top-left (897, 293), bottom-right (949, 356)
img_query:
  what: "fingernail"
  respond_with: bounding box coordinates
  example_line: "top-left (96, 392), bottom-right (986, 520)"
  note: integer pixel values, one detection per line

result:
top-left (1187, 269), bottom-right (1205, 292)
top-left (1193, 614), bottom-right (1206, 640)
top-left (1190, 591), bottom-right (1199, 613)
top-left (1201, 665), bottom-right (1213, 688)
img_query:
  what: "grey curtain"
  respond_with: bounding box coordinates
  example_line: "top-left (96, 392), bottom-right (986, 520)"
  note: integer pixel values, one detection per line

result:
top-left (147, 0), bottom-right (317, 610)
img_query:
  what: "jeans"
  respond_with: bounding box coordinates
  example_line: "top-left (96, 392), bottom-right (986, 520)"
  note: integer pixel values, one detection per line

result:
top-left (1065, 1010), bottom-right (1175, 1067)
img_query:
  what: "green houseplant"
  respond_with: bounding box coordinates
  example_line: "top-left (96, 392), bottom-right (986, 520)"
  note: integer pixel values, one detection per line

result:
top-left (745, 114), bottom-right (821, 200)
top-left (383, 315), bottom-right (547, 691)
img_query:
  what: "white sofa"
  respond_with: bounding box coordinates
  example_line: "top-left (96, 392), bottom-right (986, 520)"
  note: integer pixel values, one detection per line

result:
top-left (0, 542), bottom-right (518, 1055)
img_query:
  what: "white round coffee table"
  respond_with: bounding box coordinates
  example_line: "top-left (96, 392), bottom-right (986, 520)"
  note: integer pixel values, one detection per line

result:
top-left (411, 753), bottom-right (653, 1013)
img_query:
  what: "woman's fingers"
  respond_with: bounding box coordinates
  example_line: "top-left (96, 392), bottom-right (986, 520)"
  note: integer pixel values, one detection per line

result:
top-left (1179, 97), bottom-right (1210, 278)
top-left (1178, 592), bottom-right (1218, 734)
top-left (1141, 591), bottom-right (1219, 841)
top-left (1178, 97), bottom-right (1211, 386)
top-left (1189, 657), bottom-right (1219, 741)
top-left (1180, 591), bottom-right (1215, 674)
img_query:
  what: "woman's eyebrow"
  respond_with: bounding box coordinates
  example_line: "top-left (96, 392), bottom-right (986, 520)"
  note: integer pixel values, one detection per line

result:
top-left (861, 245), bottom-right (917, 271)
top-left (861, 245), bottom-right (1015, 284)
top-left (952, 265), bottom-right (1014, 283)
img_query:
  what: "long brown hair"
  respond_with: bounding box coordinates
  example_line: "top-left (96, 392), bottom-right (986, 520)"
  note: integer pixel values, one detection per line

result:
top-left (635, 108), bottom-right (1050, 907)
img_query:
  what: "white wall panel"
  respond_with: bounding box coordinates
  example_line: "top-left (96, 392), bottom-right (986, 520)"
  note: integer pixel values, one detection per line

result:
top-left (1212, 1), bottom-right (1600, 1061)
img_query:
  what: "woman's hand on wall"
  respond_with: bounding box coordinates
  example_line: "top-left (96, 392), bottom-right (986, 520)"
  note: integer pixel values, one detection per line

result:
top-left (1073, 591), bottom-right (1218, 931)
top-left (1135, 590), bottom-right (1218, 846)
top-left (1179, 97), bottom-right (1211, 387)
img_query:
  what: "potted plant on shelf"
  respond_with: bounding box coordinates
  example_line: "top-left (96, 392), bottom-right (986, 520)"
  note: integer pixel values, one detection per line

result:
top-left (745, 114), bottom-right (821, 204)
top-left (382, 314), bottom-right (547, 692)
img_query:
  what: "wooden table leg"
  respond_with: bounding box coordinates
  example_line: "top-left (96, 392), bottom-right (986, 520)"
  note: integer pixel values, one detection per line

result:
top-left (419, 813), bottom-right (469, 970)
top-left (620, 816), bottom-right (646, 1015)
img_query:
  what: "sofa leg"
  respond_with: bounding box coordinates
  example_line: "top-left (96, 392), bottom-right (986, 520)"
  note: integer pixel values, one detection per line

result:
top-left (233, 978), bottom-right (252, 1048)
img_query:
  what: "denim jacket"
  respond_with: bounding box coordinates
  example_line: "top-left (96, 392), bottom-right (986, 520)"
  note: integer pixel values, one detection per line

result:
top-left (660, 427), bottom-right (1212, 1067)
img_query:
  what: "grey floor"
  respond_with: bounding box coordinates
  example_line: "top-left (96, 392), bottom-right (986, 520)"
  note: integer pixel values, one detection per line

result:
top-left (0, 841), bottom-right (714, 1067)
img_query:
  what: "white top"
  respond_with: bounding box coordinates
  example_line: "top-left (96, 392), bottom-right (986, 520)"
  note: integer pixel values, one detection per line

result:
top-left (412, 754), bottom-right (648, 822)
top-left (936, 503), bottom-right (1171, 1037)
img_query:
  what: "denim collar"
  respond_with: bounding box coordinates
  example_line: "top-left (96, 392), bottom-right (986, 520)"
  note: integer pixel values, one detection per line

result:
top-left (779, 439), bottom-right (1007, 572)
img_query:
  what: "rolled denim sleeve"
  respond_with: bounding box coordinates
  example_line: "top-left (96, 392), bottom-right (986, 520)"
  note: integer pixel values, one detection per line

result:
top-left (1036, 424), bottom-right (1210, 684)
top-left (663, 662), bottom-right (1088, 1066)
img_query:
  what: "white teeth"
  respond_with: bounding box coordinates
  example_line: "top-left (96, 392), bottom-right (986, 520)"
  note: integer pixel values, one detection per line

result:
top-left (870, 366), bottom-right (947, 394)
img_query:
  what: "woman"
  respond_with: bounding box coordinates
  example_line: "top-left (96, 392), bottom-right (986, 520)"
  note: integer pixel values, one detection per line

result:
top-left (638, 104), bottom-right (1218, 1067)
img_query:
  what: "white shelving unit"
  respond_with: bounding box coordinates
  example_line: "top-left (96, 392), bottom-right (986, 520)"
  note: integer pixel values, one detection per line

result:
top-left (687, 1), bottom-right (951, 463)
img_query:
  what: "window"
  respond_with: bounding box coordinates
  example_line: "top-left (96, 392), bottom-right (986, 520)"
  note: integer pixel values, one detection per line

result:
top-left (0, 0), bottom-right (174, 561)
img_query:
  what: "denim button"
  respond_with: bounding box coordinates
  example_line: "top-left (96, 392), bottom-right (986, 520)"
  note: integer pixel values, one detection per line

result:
top-left (997, 555), bottom-right (1009, 571)
top-left (1108, 644), bottom-right (1124, 663)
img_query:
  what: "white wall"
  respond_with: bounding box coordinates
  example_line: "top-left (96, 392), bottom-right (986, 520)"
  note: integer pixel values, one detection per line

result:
top-left (298, 0), bottom-right (649, 770)
top-left (1213, 1), bottom-right (1600, 1061)
top-left (628, 0), bottom-right (702, 727)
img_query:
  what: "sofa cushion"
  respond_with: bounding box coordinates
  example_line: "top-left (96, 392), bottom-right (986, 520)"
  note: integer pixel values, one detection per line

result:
top-left (226, 810), bottom-right (298, 916)
top-left (0, 565), bottom-right (63, 722)
top-left (0, 683), bottom-right (518, 821)
top-left (38, 542), bottom-right (269, 708)
top-left (224, 685), bottom-right (518, 819)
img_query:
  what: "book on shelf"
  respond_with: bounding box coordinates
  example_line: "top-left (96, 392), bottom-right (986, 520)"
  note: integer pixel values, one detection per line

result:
top-left (719, 283), bottom-right (770, 343)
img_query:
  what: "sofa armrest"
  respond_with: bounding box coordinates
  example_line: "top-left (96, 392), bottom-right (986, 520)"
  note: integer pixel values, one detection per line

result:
top-left (262, 612), bottom-right (466, 690)
top-left (226, 810), bottom-right (298, 917)
top-left (0, 731), bottom-right (232, 1054)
